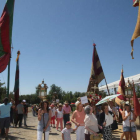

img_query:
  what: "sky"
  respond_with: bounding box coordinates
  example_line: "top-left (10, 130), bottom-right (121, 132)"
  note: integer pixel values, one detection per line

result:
top-left (0, 0), bottom-right (140, 95)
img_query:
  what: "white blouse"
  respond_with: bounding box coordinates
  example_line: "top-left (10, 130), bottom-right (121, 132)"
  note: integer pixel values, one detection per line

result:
top-left (84, 113), bottom-right (99, 134)
top-left (105, 113), bottom-right (113, 127)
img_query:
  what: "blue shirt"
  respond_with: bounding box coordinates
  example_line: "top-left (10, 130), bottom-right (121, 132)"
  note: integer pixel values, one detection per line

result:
top-left (0, 103), bottom-right (12, 118)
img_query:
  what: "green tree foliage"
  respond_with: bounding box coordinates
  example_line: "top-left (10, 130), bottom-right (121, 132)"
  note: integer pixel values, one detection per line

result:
top-left (0, 82), bottom-right (6, 103)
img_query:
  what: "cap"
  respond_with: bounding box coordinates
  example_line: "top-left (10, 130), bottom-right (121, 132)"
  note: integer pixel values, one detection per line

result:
top-left (23, 100), bottom-right (26, 103)
top-left (66, 121), bottom-right (71, 125)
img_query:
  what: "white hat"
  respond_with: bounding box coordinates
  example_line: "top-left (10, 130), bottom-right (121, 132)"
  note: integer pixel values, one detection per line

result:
top-left (75, 101), bottom-right (80, 107)
top-left (23, 100), bottom-right (26, 103)
top-left (125, 101), bottom-right (129, 105)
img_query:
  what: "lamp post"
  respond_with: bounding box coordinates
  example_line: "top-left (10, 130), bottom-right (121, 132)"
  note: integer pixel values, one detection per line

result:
top-left (37, 80), bottom-right (48, 101)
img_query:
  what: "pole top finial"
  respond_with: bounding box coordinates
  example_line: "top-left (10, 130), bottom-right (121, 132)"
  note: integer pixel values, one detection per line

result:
top-left (93, 43), bottom-right (96, 47)
top-left (17, 51), bottom-right (20, 55)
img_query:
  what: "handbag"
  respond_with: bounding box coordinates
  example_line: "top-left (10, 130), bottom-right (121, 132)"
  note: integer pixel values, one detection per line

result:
top-left (90, 133), bottom-right (102, 140)
top-left (111, 120), bottom-right (118, 131)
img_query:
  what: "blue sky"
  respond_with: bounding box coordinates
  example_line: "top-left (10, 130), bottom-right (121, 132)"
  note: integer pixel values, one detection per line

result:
top-left (0, 0), bottom-right (140, 95)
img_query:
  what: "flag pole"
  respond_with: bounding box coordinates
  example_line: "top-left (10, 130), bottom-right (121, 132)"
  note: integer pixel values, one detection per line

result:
top-left (104, 77), bottom-right (110, 95)
top-left (7, 57), bottom-right (11, 97)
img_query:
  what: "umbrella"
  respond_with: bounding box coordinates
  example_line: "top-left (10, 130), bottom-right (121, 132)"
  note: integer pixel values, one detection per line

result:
top-left (95, 94), bottom-right (121, 106)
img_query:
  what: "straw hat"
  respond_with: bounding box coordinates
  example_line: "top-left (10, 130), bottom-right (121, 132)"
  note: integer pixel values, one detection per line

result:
top-left (64, 101), bottom-right (69, 104)
top-left (59, 103), bottom-right (62, 106)
top-left (75, 101), bottom-right (80, 107)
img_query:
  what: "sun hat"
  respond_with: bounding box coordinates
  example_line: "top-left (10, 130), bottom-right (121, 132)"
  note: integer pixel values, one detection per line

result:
top-left (59, 103), bottom-right (62, 106)
top-left (64, 101), bottom-right (69, 104)
top-left (75, 101), bottom-right (80, 107)
top-left (125, 101), bottom-right (130, 105)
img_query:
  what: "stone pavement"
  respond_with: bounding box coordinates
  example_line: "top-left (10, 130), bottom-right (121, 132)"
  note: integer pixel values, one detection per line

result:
top-left (1, 112), bottom-right (140, 140)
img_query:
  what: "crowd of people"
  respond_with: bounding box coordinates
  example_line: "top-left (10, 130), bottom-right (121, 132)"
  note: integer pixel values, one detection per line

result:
top-left (0, 97), bottom-right (138, 140)
top-left (36, 98), bottom-right (138, 140)
top-left (0, 97), bottom-right (28, 138)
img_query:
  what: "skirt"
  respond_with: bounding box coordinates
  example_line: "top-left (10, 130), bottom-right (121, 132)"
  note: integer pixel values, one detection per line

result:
top-left (103, 125), bottom-right (112, 140)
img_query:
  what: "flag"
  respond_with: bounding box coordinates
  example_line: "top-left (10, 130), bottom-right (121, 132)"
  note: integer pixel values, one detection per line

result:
top-left (115, 69), bottom-right (126, 106)
top-left (131, 0), bottom-right (140, 59)
top-left (133, 0), bottom-right (139, 7)
top-left (133, 83), bottom-right (140, 116)
top-left (87, 44), bottom-right (105, 92)
top-left (14, 51), bottom-right (20, 106)
top-left (0, 0), bottom-right (15, 73)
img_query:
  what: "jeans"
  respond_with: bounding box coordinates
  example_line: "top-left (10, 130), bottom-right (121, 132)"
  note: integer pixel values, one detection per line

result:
top-left (123, 126), bottom-right (136, 132)
top-left (23, 114), bottom-right (27, 126)
top-left (63, 114), bottom-right (70, 127)
top-left (37, 131), bottom-right (49, 140)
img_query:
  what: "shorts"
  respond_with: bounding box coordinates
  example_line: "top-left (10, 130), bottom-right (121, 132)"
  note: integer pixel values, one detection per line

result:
top-left (123, 126), bottom-right (136, 132)
top-left (0, 117), bottom-right (10, 129)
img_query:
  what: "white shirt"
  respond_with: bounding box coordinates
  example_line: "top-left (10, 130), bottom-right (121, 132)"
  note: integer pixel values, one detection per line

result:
top-left (56, 109), bottom-right (63, 118)
top-left (123, 111), bottom-right (135, 127)
top-left (50, 107), bottom-right (55, 117)
top-left (84, 113), bottom-right (99, 134)
top-left (105, 113), bottom-right (113, 127)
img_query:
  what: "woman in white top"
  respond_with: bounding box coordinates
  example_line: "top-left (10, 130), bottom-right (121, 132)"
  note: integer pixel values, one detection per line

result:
top-left (122, 103), bottom-right (137, 140)
top-left (55, 103), bottom-right (63, 131)
top-left (99, 104), bottom-right (114, 140)
top-left (84, 105), bottom-right (102, 140)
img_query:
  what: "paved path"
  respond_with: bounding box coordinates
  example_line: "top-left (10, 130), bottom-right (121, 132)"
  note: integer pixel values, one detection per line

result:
top-left (1, 112), bottom-right (140, 140)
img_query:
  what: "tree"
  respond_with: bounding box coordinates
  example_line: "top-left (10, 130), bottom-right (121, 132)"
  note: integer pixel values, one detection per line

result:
top-left (0, 81), bottom-right (6, 102)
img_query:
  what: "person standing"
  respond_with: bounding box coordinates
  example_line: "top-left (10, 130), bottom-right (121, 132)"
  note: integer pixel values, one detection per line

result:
top-left (37, 101), bottom-right (51, 140)
top-left (71, 101), bottom-right (85, 140)
top-left (16, 100), bottom-right (24, 127)
top-left (84, 105), bottom-right (102, 140)
top-left (99, 104), bottom-right (114, 140)
top-left (122, 102), bottom-right (137, 140)
top-left (23, 100), bottom-right (28, 127)
top-left (50, 104), bottom-right (56, 128)
top-left (55, 103), bottom-right (63, 131)
top-left (0, 97), bottom-right (14, 138)
top-left (63, 101), bottom-right (71, 127)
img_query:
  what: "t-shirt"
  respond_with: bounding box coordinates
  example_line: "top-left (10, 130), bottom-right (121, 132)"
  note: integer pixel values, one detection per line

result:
top-left (17, 104), bottom-right (24, 114)
top-left (56, 109), bottom-right (63, 118)
top-left (49, 107), bottom-right (55, 117)
top-left (24, 104), bottom-right (28, 114)
top-left (61, 128), bottom-right (73, 140)
top-left (0, 103), bottom-right (12, 118)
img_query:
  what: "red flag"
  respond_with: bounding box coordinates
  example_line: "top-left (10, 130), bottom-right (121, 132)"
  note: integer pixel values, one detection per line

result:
top-left (0, 0), bottom-right (15, 73)
top-left (133, 84), bottom-right (140, 116)
top-left (87, 44), bottom-right (105, 92)
top-left (14, 51), bottom-right (20, 106)
top-left (115, 69), bottom-right (126, 105)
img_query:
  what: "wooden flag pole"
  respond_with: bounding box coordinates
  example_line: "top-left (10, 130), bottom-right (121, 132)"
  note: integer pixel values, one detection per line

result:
top-left (104, 77), bottom-right (110, 95)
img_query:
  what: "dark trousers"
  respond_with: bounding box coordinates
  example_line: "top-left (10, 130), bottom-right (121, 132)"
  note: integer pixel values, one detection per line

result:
top-left (63, 114), bottom-right (70, 127)
top-left (16, 114), bottom-right (23, 127)
top-left (85, 133), bottom-right (90, 140)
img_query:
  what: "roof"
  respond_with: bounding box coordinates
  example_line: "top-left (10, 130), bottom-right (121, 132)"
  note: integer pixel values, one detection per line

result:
top-left (99, 73), bottom-right (140, 91)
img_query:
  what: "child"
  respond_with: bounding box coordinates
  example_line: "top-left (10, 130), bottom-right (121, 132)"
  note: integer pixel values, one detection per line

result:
top-left (61, 121), bottom-right (78, 140)
top-left (55, 103), bottom-right (63, 131)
